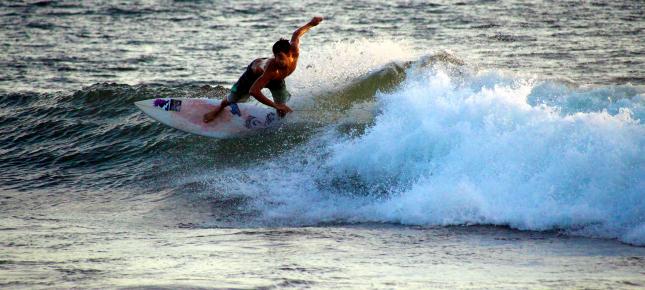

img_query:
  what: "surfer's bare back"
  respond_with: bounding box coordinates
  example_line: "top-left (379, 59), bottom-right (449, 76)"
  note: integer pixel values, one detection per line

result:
top-left (203, 16), bottom-right (324, 123)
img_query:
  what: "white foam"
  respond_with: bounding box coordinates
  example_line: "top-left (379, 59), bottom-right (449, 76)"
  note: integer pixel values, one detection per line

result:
top-left (288, 38), bottom-right (418, 105)
top-left (328, 68), bottom-right (643, 244)
top-left (200, 46), bottom-right (645, 245)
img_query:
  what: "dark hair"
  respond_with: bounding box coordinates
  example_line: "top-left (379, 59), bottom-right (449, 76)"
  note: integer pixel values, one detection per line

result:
top-left (272, 38), bottom-right (291, 56)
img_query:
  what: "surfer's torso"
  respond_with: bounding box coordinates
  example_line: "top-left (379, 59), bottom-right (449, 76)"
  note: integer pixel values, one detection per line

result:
top-left (235, 57), bottom-right (290, 93)
top-left (226, 56), bottom-right (293, 105)
top-left (249, 53), bottom-right (298, 81)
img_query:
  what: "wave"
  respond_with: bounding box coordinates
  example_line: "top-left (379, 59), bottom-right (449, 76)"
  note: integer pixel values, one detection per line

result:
top-left (0, 40), bottom-right (414, 192)
top-left (1, 39), bottom-right (643, 245)
top-left (326, 68), bottom-right (643, 245)
top-left (0, 83), bottom-right (228, 191)
top-left (189, 63), bottom-right (644, 246)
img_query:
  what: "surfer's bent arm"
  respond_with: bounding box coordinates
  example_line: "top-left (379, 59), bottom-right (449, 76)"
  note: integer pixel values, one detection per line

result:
top-left (249, 71), bottom-right (278, 108)
top-left (249, 65), bottom-right (292, 115)
top-left (290, 16), bottom-right (323, 54)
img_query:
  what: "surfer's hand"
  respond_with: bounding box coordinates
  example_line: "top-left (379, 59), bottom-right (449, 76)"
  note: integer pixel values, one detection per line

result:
top-left (274, 103), bottom-right (292, 117)
top-left (309, 16), bottom-right (323, 26)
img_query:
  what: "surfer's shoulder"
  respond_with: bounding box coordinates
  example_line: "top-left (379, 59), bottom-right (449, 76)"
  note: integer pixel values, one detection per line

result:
top-left (267, 57), bottom-right (289, 71)
top-left (250, 58), bottom-right (270, 73)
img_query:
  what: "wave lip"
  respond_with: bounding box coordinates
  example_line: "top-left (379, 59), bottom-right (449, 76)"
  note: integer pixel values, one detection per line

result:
top-left (242, 65), bottom-right (645, 246)
top-left (331, 68), bottom-right (644, 245)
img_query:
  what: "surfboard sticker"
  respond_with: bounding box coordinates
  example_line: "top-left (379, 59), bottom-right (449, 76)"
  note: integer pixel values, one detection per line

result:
top-left (245, 112), bottom-right (277, 129)
top-left (153, 98), bottom-right (182, 112)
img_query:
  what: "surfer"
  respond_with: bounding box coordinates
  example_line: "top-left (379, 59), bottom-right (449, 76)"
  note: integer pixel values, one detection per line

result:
top-left (203, 16), bottom-right (323, 122)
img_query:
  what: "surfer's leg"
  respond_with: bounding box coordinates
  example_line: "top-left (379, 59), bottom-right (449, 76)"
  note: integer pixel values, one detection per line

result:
top-left (203, 82), bottom-right (253, 122)
top-left (204, 83), bottom-right (241, 123)
top-left (269, 80), bottom-right (291, 117)
top-left (203, 98), bottom-right (230, 123)
top-left (268, 79), bottom-right (291, 104)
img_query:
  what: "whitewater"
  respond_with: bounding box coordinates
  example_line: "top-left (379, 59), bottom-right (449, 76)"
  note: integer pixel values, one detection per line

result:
top-left (186, 40), bottom-right (644, 246)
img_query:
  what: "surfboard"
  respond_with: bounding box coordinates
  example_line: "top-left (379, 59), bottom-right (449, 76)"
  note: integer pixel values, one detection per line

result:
top-left (134, 98), bottom-right (282, 138)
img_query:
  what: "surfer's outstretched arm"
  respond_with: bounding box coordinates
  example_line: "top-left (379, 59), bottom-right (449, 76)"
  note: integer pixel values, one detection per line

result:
top-left (290, 16), bottom-right (323, 55)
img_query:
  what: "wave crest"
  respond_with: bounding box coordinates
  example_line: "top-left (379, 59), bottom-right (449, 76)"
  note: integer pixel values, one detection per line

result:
top-left (234, 65), bottom-right (645, 245)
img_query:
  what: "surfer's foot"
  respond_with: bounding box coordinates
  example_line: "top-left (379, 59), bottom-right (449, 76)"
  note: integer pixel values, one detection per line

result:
top-left (203, 111), bottom-right (219, 123)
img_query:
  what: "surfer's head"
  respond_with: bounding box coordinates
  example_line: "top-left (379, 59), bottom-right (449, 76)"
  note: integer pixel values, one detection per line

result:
top-left (273, 38), bottom-right (291, 56)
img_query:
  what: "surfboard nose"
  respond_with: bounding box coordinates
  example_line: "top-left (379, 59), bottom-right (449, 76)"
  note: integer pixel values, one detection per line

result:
top-left (134, 100), bottom-right (150, 110)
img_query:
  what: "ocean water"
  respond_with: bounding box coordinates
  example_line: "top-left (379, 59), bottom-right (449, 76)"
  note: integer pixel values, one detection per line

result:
top-left (1, 0), bottom-right (644, 289)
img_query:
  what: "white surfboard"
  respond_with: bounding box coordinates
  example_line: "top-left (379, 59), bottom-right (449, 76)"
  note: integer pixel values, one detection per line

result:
top-left (134, 97), bottom-right (282, 138)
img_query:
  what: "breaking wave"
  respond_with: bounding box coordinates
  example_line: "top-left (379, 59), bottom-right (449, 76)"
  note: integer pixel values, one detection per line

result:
top-left (195, 62), bottom-right (644, 245)
top-left (1, 39), bottom-right (643, 245)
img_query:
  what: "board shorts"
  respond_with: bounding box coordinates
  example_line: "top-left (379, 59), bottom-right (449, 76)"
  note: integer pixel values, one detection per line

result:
top-left (226, 61), bottom-right (291, 104)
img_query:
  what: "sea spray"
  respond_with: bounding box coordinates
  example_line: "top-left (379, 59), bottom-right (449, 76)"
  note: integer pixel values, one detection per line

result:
top-left (232, 65), bottom-right (645, 245)
top-left (289, 38), bottom-right (418, 103)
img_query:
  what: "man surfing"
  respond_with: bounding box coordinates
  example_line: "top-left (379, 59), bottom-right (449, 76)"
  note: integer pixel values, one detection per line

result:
top-left (203, 16), bottom-right (323, 123)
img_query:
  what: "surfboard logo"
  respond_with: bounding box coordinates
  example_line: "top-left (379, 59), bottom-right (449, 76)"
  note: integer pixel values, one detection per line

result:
top-left (265, 112), bottom-right (276, 125)
top-left (153, 98), bottom-right (182, 112)
top-left (244, 112), bottom-right (276, 129)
